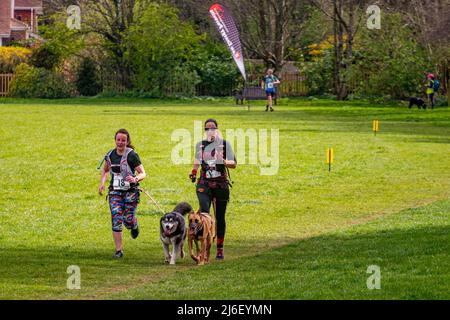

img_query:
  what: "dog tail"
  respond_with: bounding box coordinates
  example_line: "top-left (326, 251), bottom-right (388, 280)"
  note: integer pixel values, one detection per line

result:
top-left (173, 202), bottom-right (193, 216)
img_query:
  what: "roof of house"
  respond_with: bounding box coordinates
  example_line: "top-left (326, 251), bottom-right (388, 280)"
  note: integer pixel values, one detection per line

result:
top-left (15, 0), bottom-right (43, 8)
top-left (0, 0), bottom-right (12, 36)
top-left (11, 18), bottom-right (29, 30)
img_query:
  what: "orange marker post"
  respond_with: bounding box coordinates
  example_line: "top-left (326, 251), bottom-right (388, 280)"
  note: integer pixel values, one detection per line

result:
top-left (373, 120), bottom-right (379, 136)
top-left (326, 148), bottom-right (334, 172)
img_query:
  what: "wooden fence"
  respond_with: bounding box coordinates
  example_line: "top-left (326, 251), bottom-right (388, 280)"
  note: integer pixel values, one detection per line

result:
top-left (0, 74), bottom-right (13, 96)
top-left (278, 73), bottom-right (308, 96)
top-left (245, 72), bottom-right (309, 97)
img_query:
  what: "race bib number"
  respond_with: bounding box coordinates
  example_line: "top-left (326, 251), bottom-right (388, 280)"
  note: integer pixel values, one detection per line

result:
top-left (267, 82), bottom-right (274, 89)
top-left (206, 170), bottom-right (222, 179)
top-left (113, 174), bottom-right (130, 190)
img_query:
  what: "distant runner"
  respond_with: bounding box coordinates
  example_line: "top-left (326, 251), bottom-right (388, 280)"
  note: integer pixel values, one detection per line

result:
top-left (262, 69), bottom-right (281, 112)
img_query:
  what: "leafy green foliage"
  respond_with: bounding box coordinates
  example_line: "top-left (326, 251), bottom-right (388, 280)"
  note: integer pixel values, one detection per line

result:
top-left (188, 40), bottom-right (241, 96)
top-left (29, 44), bottom-right (62, 70)
top-left (76, 58), bottom-right (102, 96)
top-left (9, 63), bottom-right (75, 98)
top-left (30, 13), bottom-right (84, 71)
top-left (127, 3), bottom-right (202, 96)
top-left (304, 50), bottom-right (335, 96)
top-left (348, 14), bottom-right (429, 99)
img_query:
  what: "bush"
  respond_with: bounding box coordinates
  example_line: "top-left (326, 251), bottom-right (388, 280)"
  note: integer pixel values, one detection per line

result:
top-left (435, 96), bottom-right (449, 107)
top-left (348, 14), bottom-right (429, 99)
top-left (76, 58), bottom-right (102, 96)
top-left (0, 47), bottom-right (32, 73)
top-left (304, 51), bottom-right (334, 96)
top-left (195, 56), bottom-right (240, 96)
top-left (29, 45), bottom-right (62, 70)
top-left (10, 63), bottom-right (75, 98)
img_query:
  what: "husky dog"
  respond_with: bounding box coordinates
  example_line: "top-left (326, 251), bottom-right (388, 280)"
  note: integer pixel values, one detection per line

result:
top-left (409, 97), bottom-right (427, 109)
top-left (160, 202), bottom-right (193, 265)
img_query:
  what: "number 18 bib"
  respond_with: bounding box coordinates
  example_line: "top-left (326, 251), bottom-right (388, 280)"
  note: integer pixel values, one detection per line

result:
top-left (112, 173), bottom-right (130, 191)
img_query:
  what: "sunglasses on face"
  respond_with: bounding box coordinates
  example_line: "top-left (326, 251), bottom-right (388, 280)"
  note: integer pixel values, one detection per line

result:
top-left (204, 127), bottom-right (217, 131)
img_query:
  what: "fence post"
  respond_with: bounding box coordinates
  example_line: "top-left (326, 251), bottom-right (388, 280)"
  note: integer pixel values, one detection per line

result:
top-left (0, 74), bottom-right (13, 97)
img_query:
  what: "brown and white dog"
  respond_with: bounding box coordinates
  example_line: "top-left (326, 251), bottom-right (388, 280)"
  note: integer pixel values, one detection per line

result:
top-left (188, 210), bottom-right (216, 265)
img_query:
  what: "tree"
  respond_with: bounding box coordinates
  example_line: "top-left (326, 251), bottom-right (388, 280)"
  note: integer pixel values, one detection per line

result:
top-left (76, 58), bottom-right (102, 96)
top-left (310, 0), bottom-right (368, 100)
top-left (70, 0), bottom-right (155, 88)
top-left (223, 0), bottom-right (313, 72)
top-left (128, 2), bottom-right (202, 95)
top-left (169, 0), bottom-right (312, 72)
top-left (348, 13), bottom-right (429, 99)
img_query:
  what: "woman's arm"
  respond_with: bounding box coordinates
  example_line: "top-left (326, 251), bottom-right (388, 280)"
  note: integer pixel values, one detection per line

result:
top-left (224, 141), bottom-right (237, 169)
top-left (193, 158), bottom-right (200, 171)
top-left (99, 164), bottom-right (110, 195)
top-left (127, 165), bottom-right (146, 183)
top-left (224, 159), bottom-right (237, 169)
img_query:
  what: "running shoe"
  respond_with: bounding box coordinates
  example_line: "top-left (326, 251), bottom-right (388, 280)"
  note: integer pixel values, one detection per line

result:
top-left (131, 224), bottom-right (139, 239)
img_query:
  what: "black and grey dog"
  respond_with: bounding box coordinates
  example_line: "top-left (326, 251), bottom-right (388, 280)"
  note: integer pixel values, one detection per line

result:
top-left (409, 97), bottom-right (427, 109)
top-left (160, 202), bottom-right (193, 265)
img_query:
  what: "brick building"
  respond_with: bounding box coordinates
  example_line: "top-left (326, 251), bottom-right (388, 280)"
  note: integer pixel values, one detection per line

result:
top-left (0, 0), bottom-right (43, 46)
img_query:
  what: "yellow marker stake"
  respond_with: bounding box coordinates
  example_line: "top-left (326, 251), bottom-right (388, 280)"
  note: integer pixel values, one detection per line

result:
top-left (326, 148), bottom-right (334, 171)
top-left (373, 120), bottom-right (379, 136)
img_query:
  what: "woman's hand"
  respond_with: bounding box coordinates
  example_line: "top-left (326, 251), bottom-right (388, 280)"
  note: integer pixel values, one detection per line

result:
top-left (189, 168), bottom-right (197, 183)
top-left (126, 175), bottom-right (138, 184)
top-left (224, 160), bottom-right (236, 168)
top-left (99, 184), bottom-right (105, 196)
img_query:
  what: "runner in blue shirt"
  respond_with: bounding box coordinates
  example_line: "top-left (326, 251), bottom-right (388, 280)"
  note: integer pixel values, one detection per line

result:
top-left (262, 69), bottom-right (281, 112)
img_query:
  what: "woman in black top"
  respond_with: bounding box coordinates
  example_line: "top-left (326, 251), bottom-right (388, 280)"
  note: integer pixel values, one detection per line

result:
top-left (99, 129), bottom-right (146, 258)
top-left (189, 119), bottom-right (237, 260)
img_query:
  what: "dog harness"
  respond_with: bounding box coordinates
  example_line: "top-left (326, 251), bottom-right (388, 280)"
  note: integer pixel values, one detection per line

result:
top-left (104, 148), bottom-right (135, 191)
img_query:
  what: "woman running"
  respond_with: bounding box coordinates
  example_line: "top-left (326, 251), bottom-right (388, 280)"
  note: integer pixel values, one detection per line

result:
top-left (189, 119), bottom-right (237, 260)
top-left (99, 129), bottom-right (146, 258)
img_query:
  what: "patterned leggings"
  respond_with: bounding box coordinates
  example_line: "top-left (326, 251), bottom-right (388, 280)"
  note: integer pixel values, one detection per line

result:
top-left (108, 190), bottom-right (140, 232)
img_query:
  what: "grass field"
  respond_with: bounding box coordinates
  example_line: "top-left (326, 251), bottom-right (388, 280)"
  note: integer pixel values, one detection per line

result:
top-left (0, 98), bottom-right (449, 299)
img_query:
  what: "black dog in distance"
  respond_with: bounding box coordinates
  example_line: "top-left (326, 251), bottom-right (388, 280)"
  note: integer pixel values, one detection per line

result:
top-left (409, 97), bottom-right (427, 109)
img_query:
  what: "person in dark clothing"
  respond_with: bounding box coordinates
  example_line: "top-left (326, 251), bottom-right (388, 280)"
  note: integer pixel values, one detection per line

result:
top-left (99, 129), bottom-right (146, 258)
top-left (189, 119), bottom-right (237, 260)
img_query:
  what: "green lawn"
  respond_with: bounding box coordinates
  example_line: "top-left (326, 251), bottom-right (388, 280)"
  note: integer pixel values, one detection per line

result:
top-left (0, 98), bottom-right (449, 299)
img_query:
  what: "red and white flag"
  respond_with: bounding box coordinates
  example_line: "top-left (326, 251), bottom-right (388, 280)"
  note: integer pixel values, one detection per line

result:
top-left (209, 3), bottom-right (246, 81)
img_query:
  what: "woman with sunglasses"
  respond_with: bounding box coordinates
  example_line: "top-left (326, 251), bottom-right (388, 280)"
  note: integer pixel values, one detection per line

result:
top-left (189, 119), bottom-right (237, 260)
